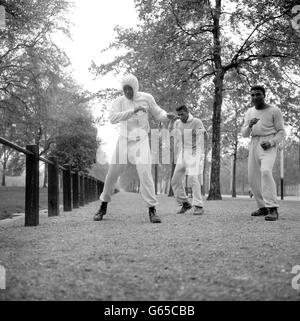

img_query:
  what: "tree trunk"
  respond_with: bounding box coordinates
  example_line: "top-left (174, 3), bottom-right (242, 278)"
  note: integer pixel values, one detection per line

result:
top-left (168, 134), bottom-right (176, 197)
top-left (165, 179), bottom-right (170, 194)
top-left (232, 125), bottom-right (238, 197)
top-left (202, 137), bottom-right (209, 196)
top-left (299, 142), bottom-right (300, 181)
top-left (154, 164), bottom-right (158, 195)
top-left (59, 172), bottom-right (63, 191)
top-left (207, 0), bottom-right (223, 200)
top-left (168, 162), bottom-right (176, 197)
top-left (1, 159), bottom-right (6, 186)
top-left (207, 72), bottom-right (224, 200)
top-left (43, 163), bottom-right (48, 188)
top-left (232, 144), bottom-right (237, 198)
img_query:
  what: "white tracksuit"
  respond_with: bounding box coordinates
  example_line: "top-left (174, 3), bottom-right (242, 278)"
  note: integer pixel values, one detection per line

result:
top-left (100, 74), bottom-right (169, 207)
top-left (171, 114), bottom-right (206, 207)
top-left (241, 105), bottom-right (286, 209)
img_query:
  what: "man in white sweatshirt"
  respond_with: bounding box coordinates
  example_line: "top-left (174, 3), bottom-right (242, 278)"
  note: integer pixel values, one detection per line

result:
top-left (241, 85), bottom-right (286, 221)
top-left (171, 105), bottom-right (206, 215)
top-left (94, 74), bottom-right (177, 223)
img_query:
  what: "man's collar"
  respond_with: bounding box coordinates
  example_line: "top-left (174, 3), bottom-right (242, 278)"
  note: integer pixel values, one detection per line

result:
top-left (186, 113), bottom-right (194, 122)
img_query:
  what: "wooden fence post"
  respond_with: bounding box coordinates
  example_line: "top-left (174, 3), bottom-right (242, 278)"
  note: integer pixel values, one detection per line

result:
top-left (95, 180), bottom-right (99, 200)
top-left (79, 174), bottom-right (85, 206)
top-left (92, 178), bottom-right (95, 201)
top-left (88, 177), bottom-right (92, 202)
top-left (91, 178), bottom-right (94, 201)
top-left (84, 176), bottom-right (89, 204)
top-left (48, 156), bottom-right (59, 216)
top-left (63, 164), bottom-right (72, 211)
top-left (25, 145), bottom-right (39, 226)
top-left (96, 180), bottom-right (99, 199)
top-left (72, 170), bottom-right (79, 209)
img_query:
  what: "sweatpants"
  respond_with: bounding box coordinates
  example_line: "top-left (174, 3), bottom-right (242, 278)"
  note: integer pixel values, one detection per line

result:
top-left (100, 136), bottom-right (158, 207)
top-left (171, 150), bottom-right (203, 207)
top-left (248, 135), bottom-right (278, 208)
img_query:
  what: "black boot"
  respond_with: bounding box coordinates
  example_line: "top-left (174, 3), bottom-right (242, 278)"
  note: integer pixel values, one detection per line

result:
top-left (251, 207), bottom-right (269, 216)
top-left (265, 207), bottom-right (279, 221)
top-left (149, 207), bottom-right (161, 223)
top-left (177, 201), bottom-right (192, 214)
top-left (93, 202), bottom-right (107, 221)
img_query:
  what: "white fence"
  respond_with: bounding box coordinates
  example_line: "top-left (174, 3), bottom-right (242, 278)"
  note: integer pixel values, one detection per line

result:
top-left (285, 184), bottom-right (300, 197)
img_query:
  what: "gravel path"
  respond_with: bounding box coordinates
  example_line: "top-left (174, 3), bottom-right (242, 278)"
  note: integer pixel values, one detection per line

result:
top-left (0, 192), bottom-right (300, 301)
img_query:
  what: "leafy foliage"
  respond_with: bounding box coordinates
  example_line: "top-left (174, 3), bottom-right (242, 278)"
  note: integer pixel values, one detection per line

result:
top-left (91, 0), bottom-right (300, 197)
top-left (50, 111), bottom-right (99, 172)
top-left (0, 0), bottom-right (100, 184)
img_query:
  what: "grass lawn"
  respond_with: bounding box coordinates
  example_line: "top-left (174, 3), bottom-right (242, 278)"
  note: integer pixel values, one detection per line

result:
top-left (0, 186), bottom-right (63, 220)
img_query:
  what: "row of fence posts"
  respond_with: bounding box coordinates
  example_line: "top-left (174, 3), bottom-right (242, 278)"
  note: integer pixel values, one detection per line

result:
top-left (0, 139), bottom-right (104, 227)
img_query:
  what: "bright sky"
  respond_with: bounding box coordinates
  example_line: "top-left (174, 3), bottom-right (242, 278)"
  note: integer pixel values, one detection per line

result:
top-left (56, 0), bottom-right (139, 162)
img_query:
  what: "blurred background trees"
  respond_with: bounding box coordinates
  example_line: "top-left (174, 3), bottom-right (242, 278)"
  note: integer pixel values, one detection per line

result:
top-left (1, 0), bottom-right (300, 197)
top-left (0, 0), bottom-right (101, 186)
top-left (91, 0), bottom-right (300, 198)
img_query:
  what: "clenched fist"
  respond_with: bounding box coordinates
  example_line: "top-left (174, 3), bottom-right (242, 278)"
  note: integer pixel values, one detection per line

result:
top-left (134, 106), bottom-right (147, 114)
top-left (166, 112), bottom-right (179, 121)
top-left (249, 117), bottom-right (260, 129)
top-left (261, 141), bottom-right (273, 150)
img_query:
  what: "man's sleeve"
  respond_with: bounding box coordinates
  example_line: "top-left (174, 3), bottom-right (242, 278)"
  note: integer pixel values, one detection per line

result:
top-left (271, 108), bottom-right (286, 146)
top-left (109, 98), bottom-right (134, 124)
top-left (241, 110), bottom-right (251, 137)
top-left (194, 119), bottom-right (206, 135)
top-left (193, 119), bottom-right (205, 157)
top-left (148, 94), bottom-right (168, 122)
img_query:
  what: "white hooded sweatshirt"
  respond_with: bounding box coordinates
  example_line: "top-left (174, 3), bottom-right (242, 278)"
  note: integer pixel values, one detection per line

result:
top-left (109, 74), bottom-right (168, 140)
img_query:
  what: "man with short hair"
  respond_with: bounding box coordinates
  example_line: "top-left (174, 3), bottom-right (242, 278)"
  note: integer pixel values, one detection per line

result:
top-left (241, 85), bottom-right (286, 221)
top-left (93, 74), bottom-right (177, 223)
top-left (171, 105), bottom-right (206, 215)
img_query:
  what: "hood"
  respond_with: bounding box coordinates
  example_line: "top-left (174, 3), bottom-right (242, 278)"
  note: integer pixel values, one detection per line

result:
top-left (121, 74), bottom-right (139, 98)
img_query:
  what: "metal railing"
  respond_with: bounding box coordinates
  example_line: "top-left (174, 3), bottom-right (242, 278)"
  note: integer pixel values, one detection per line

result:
top-left (0, 136), bottom-right (104, 227)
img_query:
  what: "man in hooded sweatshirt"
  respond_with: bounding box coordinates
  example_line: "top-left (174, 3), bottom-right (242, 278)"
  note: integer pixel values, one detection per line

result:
top-left (241, 85), bottom-right (285, 221)
top-left (94, 74), bottom-right (177, 223)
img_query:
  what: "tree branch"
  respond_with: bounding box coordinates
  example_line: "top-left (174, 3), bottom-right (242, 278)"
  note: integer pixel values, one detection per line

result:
top-left (195, 71), bottom-right (215, 82)
top-left (170, 1), bottom-right (214, 38)
top-left (282, 69), bottom-right (300, 89)
top-left (230, 9), bottom-right (291, 65)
